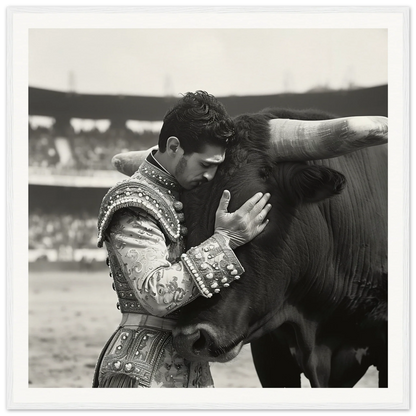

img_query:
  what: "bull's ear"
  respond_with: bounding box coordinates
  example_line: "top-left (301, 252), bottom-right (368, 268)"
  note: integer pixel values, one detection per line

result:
top-left (112, 146), bottom-right (158, 176)
top-left (288, 165), bottom-right (346, 203)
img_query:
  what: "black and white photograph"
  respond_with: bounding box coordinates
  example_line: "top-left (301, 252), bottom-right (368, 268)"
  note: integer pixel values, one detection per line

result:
top-left (6, 5), bottom-right (409, 410)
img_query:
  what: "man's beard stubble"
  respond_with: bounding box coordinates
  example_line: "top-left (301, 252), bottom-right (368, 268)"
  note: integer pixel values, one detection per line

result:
top-left (174, 155), bottom-right (188, 177)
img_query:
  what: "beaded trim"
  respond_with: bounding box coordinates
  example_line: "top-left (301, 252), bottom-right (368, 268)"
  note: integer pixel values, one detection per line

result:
top-left (97, 180), bottom-right (180, 247)
top-left (134, 158), bottom-right (181, 194)
top-left (181, 234), bottom-right (245, 298)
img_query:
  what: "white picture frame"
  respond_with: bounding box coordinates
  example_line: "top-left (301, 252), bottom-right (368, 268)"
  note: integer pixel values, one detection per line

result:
top-left (2, 1), bottom-right (414, 415)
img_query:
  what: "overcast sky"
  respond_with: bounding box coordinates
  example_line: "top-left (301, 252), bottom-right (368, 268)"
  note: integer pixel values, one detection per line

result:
top-left (29, 28), bottom-right (387, 98)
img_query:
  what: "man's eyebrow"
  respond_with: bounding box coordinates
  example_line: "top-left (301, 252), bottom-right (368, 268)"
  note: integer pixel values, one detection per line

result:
top-left (201, 155), bottom-right (226, 165)
top-left (201, 159), bottom-right (224, 166)
top-left (202, 159), bottom-right (223, 165)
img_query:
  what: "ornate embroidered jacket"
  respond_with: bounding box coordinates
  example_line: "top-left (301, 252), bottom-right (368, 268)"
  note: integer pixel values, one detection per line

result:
top-left (93, 156), bottom-right (244, 388)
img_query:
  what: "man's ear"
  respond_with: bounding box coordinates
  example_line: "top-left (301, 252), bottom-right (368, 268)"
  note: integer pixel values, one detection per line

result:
top-left (166, 136), bottom-right (181, 156)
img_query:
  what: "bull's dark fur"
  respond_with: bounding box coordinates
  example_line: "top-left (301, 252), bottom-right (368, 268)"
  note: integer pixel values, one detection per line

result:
top-left (175, 108), bottom-right (387, 388)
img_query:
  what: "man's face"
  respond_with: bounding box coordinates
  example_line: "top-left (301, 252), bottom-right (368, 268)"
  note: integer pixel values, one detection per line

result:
top-left (174, 144), bottom-right (226, 190)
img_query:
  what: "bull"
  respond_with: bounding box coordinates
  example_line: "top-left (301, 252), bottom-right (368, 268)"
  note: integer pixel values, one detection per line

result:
top-left (114, 108), bottom-right (387, 388)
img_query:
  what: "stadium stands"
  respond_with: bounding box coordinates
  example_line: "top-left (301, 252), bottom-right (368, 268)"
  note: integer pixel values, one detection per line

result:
top-left (29, 211), bottom-right (101, 263)
top-left (29, 125), bottom-right (60, 168)
top-left (29, 210), bottom-right (97, 250)
top-left (29, 124), bottom-right (158, 172)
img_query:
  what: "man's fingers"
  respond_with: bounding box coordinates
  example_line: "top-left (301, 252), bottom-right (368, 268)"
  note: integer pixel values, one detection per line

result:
top-left (257, 219), bottom-right (270, 234)
top-left (256, 203), bottom-right (272, 223)
top-left (246, 193), bottom-right (271, 218)
top-left (237, 192), bottom-right (266, 213)
top-left (216, 190), bottom-right (231, 214)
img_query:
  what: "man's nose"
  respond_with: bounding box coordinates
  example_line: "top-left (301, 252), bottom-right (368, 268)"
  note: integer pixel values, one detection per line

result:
top-left (203, 167), bottom-right (217, 182)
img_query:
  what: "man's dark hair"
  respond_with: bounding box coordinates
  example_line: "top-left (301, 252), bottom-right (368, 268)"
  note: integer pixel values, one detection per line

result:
top-left (158, 91), bottom-right (235, 154)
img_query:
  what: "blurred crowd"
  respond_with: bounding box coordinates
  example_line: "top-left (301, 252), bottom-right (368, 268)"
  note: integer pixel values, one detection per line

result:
top-left (29, 126), bottom-right (60, 168)
top-left (29, 124), bottom-right (158, 171)
top-left (29, 211), bottom-right (97, 250)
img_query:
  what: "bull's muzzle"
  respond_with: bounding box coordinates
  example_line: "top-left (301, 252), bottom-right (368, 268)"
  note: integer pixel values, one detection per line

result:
top-left (173, 323), bottom-right (244, 363)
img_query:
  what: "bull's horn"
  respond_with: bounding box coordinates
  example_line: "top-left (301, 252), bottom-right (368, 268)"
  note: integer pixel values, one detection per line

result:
top-left (269, 116), bottom-right (388, 161)
top-left (112, 146), bottom-right (158, 176)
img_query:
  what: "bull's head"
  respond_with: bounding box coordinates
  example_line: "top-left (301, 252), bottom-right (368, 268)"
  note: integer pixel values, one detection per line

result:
top-left (112, 110), bottom-right (387, 363)
top-left (173, 111), bottom-right (350, 362)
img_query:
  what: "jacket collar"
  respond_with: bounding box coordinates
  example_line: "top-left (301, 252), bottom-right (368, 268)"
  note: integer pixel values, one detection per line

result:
top-left (134, 152), bottom-right (182, 196)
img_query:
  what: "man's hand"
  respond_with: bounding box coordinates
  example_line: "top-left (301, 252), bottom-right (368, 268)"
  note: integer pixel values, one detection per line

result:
top-left (214, 190), bottom-right (272, 249)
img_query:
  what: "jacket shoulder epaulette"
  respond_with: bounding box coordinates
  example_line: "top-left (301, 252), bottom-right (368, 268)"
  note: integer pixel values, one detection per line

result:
top-left (97, 178), bottom-right (180, 247)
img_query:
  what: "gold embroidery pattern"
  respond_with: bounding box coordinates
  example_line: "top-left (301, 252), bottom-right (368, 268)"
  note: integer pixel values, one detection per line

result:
top-left (182, 234), bottom-right (245, 298)
top-left (106, 243), bottom-right (146, 314)
top-left (99, 328), bottom-right (171, 388)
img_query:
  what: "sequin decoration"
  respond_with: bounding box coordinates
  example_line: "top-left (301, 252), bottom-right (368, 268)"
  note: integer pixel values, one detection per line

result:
top-left (181, 234), bottom-right (245, 298)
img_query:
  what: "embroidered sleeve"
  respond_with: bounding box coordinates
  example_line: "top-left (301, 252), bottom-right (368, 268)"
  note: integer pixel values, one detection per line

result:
top-left (106, 208), bottom-right (246, 316)
top-left (181, 233), bottom-right (245, 298)
top-left (106, 208), bottom-right (199, 317)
